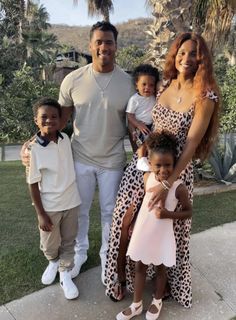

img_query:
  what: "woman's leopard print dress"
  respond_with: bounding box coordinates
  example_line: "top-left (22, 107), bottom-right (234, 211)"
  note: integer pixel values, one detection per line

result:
top-left (105, 88), bottom-right (218, 308)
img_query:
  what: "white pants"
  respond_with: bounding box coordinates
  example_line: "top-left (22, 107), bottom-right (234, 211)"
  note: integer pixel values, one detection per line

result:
top-left (74, 161), bottom-right (123, 263)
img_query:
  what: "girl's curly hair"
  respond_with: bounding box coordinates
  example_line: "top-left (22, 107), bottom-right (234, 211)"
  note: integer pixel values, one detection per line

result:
top-left (145, 130), bottom-right (177, 164)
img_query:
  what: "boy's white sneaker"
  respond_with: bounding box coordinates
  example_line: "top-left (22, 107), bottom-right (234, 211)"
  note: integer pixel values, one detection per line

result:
top-left (71, 254), bottom-right (87, 279)
top-left (60, 270), bottom-right (79, 300)
top-left (41, 260), bottom-right (59, 285)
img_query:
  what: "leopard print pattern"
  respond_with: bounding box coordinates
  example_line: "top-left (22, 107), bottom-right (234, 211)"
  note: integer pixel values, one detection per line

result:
top-left (105, 84), bottom-right (218, 308)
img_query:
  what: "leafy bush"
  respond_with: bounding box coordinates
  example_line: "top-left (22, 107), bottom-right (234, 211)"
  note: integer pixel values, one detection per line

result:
top-left (214, 57), bottom-right (236, 133)
top-left (116, 45), bottom-right (145, 72)
top-left (220, 65), bottom-right (236, 132)
top-left (0, 66), bottom-right (59, 143)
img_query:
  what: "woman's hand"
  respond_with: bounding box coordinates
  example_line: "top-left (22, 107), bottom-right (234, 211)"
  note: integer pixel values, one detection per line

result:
top-left (147, 184), bottom-right (168, 210)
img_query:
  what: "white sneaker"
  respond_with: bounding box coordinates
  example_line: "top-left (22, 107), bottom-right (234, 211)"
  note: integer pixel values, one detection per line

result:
top-left (60, 270), bottom-right (79, 300)
top-left (71, 254), bottom-right (87, 279)
top-left (41, 260), bottom-right (59, 285)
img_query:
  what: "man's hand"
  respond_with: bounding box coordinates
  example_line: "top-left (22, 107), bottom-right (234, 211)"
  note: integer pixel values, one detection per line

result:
top-left (20, 137), bottom-right (35, 166)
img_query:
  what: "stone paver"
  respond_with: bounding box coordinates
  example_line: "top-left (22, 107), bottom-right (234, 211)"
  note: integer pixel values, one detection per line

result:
top-left (4, 266), bottom-right (235, 320)
top-left (0, 306), bottom-right (15, 320)
top-left (191, 221), bottom-right (236, 314)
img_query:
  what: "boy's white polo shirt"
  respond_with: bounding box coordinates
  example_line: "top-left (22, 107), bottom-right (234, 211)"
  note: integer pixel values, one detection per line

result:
top-left (27, 132), bottom-right (81, 212)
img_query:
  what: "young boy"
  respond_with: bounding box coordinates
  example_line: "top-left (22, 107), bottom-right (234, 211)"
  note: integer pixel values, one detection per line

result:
top-left (126, 64), bottom-right (159, 152)
top-left (26, 97), bottom-right (81, 300)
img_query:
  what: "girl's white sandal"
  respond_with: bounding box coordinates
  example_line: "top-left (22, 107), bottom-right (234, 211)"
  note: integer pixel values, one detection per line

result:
top-left (146, 298), bottom-right (162, 320)
top-left (116, 301), bottom-right (143, 320)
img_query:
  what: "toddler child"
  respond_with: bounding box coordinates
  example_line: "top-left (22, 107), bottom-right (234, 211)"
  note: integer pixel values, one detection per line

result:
top-left (26, 97), bottom-right (81, 300)
top-left (116, 131), bottom-right (192, 320)
top-left (126, 64), bottom-right (159, 152)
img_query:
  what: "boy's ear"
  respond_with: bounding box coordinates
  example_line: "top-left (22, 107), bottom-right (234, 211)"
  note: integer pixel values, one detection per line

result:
top-left (34, 117), bottom-right (38, 125)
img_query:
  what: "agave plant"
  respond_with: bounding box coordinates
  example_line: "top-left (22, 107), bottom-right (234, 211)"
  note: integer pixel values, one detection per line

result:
top-left (208, 133), bottom-right (236, 184)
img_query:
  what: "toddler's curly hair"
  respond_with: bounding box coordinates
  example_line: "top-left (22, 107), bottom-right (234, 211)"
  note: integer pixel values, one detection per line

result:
top-left (145, 131), bottom-right (177, 163)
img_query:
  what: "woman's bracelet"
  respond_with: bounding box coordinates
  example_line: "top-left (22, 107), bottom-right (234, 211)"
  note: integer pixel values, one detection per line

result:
top-left (163, 180), bottom-right (171, 188)
top-left (161, 180), bottom-right (170, 191)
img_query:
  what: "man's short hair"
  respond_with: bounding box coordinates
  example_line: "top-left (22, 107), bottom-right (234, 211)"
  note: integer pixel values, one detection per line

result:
top-left (90, 21), bottom-right (118, 42)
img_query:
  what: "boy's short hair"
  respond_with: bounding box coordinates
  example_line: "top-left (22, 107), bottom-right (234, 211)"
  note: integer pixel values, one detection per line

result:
top-left (33, 97), bottom-right (62, 117)
top-left (90, 21), bottom-right (118, 42)
top-left (133, 64), bottom-right (160, 85)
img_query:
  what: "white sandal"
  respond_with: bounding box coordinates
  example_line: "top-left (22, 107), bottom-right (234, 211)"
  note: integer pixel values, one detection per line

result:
top-left (116, 301), bottom-right (143, 320)
top-left (146, 298), bottom-right (162, 320)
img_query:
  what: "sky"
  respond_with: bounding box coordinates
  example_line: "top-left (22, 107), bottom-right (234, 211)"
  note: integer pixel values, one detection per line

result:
top-left (37, 0), bottom-right (151, 26)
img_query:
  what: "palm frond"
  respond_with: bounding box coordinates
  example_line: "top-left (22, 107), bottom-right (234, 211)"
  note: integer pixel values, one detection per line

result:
top-left (203, 0), bottom-right (235, 50)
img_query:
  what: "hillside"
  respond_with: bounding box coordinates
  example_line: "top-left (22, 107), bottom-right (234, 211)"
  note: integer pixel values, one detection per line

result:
top-left (49, 18), bottom-right (153, 53)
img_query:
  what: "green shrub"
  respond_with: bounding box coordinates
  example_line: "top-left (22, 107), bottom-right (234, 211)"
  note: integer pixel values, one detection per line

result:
top-left (0, 66), bottom-right (59, 143)
top-left (214, 57), bottom-right (236, 133)
top-left (116, 45), bottom-right (145, 72)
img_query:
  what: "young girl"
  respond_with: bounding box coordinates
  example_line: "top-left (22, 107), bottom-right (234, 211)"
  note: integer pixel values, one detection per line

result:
top-left (116, 131), bottom-right (192, 320)
top-left (126, 64), bottom-right (159, 152)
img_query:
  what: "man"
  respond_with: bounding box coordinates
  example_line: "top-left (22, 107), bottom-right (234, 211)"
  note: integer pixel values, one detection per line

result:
top-left (58, 21), bottom-right (135, 284)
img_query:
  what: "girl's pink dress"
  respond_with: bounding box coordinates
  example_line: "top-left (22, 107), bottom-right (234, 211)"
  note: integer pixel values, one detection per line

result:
top-left (127, 173), bottom-right (182, 267)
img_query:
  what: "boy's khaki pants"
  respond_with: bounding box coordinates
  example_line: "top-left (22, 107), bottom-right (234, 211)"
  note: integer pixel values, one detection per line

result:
top-left (39, 206), bottom-right (79, 272)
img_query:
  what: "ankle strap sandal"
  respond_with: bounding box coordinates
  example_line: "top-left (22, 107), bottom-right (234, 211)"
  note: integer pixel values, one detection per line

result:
top-left (146, 298), bottom-right (162, 320)
top-left (116, 301), bottom-right (143, 320)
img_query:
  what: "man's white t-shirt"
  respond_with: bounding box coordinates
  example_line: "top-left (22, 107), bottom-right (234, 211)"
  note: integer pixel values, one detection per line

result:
top-left (59, 64), bottom-right (135, 170)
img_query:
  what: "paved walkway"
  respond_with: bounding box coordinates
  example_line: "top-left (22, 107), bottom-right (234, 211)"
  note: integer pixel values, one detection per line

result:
top-left (1, 222), bottom-right (236, 320)
top-left (0, 139), bottom-right (132, 161)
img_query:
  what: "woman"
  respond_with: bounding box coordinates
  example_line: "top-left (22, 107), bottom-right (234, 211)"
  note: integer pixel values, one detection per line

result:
top-left (105, 32), bottom-right (220, 309)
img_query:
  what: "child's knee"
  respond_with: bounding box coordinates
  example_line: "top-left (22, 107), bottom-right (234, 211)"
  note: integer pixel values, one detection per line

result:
top-left (156, 264), bottom-right (166, 276)
top-left (135, 261), bottom-right (147, 274)
top-left (122, 205), bottom-right (134, 230)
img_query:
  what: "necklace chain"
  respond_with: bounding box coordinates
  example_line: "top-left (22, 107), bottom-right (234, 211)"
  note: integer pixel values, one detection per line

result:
top-left (92, 66), bottom-right (115, 98)
top-left (175, 81), bottom-right (193, 104)
top-left (176, 96), bottom-right (182, 104)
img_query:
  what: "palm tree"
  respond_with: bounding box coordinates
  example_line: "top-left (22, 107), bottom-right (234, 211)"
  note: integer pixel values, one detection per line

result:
top-left (25, 2), bottom-right (51, 31)
top-left (23, 2), bottom-right (59, 68)
top-left (146, 0), bottom-right (236, 67)
top-left (73, 0), bottom-right (114, 22)
top-left (0, 0), bottom-right (25, 43)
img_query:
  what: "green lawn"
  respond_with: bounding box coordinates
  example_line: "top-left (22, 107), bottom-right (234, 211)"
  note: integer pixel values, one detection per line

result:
top-left (0, 161), bottom-right (236, 305)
